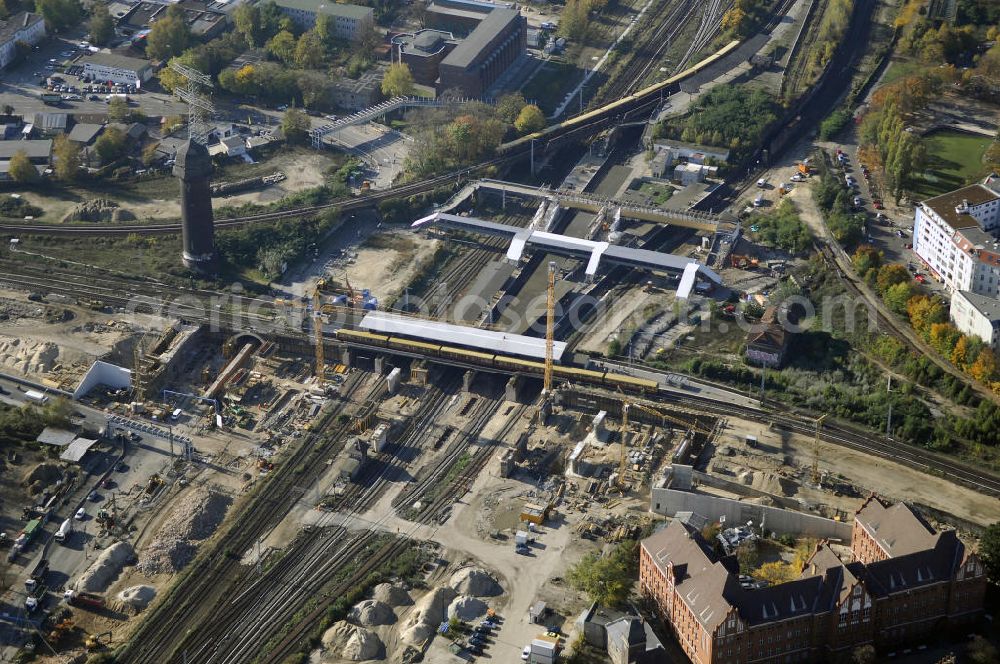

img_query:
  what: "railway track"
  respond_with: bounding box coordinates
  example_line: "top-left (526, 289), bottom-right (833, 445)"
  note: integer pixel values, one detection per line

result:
top-left (116, 373), bottom-right (388, 663)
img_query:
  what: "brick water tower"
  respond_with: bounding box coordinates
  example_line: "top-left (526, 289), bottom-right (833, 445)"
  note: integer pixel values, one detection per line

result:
top-left (173, 139), bottom-right (217, 273)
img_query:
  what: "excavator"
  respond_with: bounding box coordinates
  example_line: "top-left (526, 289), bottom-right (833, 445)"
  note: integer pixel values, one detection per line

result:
top-left (85, 631), bottom-right (113, 651)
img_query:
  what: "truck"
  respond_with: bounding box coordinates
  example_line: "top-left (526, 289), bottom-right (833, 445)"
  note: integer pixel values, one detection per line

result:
top-left (21, 518), bottom-right (43, 543)
top-left (25, 390), bottom-right (49, 405)
top-left (39, 92), bottom-right (61, 105)
top-left (64, 589), bottom-right (106, 610)
top-left (54, 518), bottom-right (72, 543)
top-left (25, 558), bottom-right (49, 592)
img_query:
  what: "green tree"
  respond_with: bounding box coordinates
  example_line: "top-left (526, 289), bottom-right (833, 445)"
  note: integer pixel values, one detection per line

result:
top-left (851, 244), bottom-right (881, 277)
top-left (852, 644), bottom-right (877, 664)
top-left (232, 2), bottom-right (263, 47)
top-left (37, 0), bottom-right (83, 32)
top-left (88, 4), bottom-right (114, 46)
top-left (8, 150), bottom-right (37, 183)
top-left (314, 13), bottom-right (335, 49)
top-left (266, 29), bottom-right (297, 64)
top-left (567, 540), bottom-right (637, 607)
top-left (145, 5), bottom-right (192, 61)
top-left (94, 127), bottom-right (127, 163)
top-left (514, 104), bottom-right (546, 134)
top-left (980, 522), bottom-right (1000, 583)
top-left (107, 96), bottom-right (129, 122)
top-left (496, 92), bottom-right (526, 124)
top-left (381, 62), bottom-right (415, 97)
top-left (968, 634), bottom-right (1000, 664)
top-left (52, 134), bottom-right (80, 181)
top-left (883, 281), bottom-right (914, 315)
top-left (281, 107), bottom-right (310, 145)
top-left (294, 30), bottom-right (324, 69)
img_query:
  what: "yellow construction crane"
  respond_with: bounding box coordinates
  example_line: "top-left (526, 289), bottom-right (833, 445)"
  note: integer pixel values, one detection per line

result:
top-left (543, 261), bottom-right (556, 394)
top-left (616, 401), bottom-right (713, 489)
top-left (812, 413), bottom-right (828, 485)
top-left (313, 288), bottom-right (325, 387)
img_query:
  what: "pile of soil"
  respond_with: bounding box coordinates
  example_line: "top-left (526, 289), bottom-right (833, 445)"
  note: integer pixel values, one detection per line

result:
top-left (114, 585), bottom-right (156, 612)
top-left (401, 587), bottom-right (456, 645)
top-left (372, 582), bottom-right (412, 606)
top-left (448, 595), bottom-right (488, 621)
top-left (449, 567), bottom-right (502, 597)
top-left (137, 488), bottom-right (232, 575)
top-left (321, 621), bottom-right (384, 661)
top-left (75, 542), bottom-right (133, 593)
top-left (349, 599), bottom-right (395, 626)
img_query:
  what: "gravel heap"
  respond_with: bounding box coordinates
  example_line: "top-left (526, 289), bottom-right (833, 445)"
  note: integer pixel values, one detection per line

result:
top-left (137, 488), bottom-right (232, 576)
top-left (448, 595), bottom-right (488, 621)
top-left (349, 599), bottom-right (395, 626)
top-left (401, 587), bottom-right (456, 645)
top-left (372, 582), bottom-right (412, 607)
top-left (115, 585), bottom-right (156, 612)
top-left (321, 621), bottom-right (384, 661)
top-left (0, 338), bottom-right (59, 377)
top-left (449, 567), bottom-right (502, 597)
top-left (62, 199), bottom-right (135, 223)
top-left (75, 542), bottom-right (133, 593)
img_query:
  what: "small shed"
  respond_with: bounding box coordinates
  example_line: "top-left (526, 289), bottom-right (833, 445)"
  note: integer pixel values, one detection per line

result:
top-left (60, 437), bottom-right (98, 463)
top-left (529, 601), bottom-right (548, 624)
top-left (37, 427), bottom-right (76, 447)
top-left (520, 502), bottom-right (548, 525)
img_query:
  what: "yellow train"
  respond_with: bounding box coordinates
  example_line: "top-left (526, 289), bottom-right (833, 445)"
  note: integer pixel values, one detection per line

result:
top-left (334, 328), bottom-right (658, 394)
top-left (500, 40), bottom-right (741, 154)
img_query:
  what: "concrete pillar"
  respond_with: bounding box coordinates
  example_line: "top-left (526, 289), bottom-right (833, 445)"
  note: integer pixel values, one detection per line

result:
top-left (340, 347), bottom-right (352, 367)
top-left (387, 367), bottom-right (402, 394)
top-left (374, 355), bottom-right (385, 374)
top-left (463, 369), bottom-right (476, 392)
top-left (505, 374), bottom-right (521, 402)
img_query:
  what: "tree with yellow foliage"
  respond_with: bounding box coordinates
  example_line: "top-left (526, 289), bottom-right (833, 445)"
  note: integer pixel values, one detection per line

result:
top-left (970, 348), bottom-right (999, 384)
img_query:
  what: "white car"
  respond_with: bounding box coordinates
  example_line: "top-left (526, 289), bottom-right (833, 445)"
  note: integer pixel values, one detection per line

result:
top-left (75, 507), bottom-right (86, 520)
top-left (522, 645), bottom-right (531, 660)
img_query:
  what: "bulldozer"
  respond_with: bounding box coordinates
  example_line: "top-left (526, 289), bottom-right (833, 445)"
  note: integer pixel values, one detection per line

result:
top-left (86, 631), bottom-right (113, 651)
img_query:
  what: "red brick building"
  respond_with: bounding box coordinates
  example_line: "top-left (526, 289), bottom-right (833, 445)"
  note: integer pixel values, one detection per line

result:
top-left (639, 496), bottom-right (986, 663)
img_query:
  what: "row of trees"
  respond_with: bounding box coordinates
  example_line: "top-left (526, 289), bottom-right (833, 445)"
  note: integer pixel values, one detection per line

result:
top-left (858, 97), bottom-right (925, 203)
top-left (854, 245), bottom-right (1000, 391)
top-left (801, 0), bottom-right (853, 85)
top-left (812, 166), bottom-right (866, 245)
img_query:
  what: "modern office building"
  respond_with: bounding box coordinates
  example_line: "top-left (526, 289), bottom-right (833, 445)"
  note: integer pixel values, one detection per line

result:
top-left (436, 8), bottom-right (526, 97)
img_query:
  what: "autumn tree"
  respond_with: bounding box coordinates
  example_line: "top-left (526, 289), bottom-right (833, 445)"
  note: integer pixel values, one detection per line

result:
top-left (567, 540), bottom-right (638, 607)
top-left (52, 134), bottom-right (80, 181)
top-left (381, 62), bottom-right (415, 97)
top-left (928, 322), bottom-right (961, 356)
top-left (514, 104), bottom-right (546, 134)
top-left (875, 263), bottom-right (910, 293)
top-left (496, 92), bottom-right (527, 124)
top-left (8, 150), bottom-right (37, 183)
top-left (94, 127), bottom-right (127, 163)
top-left (107, 96), bottom-right (129, 122)
top-left (906, 295), bottom-right (946, 335)
top-left (952, 335), bottom-right (971, 368)
top-left (851, 244), bottom-right (881, 279)
top-left (145, 6), bottom-right (192, 61)
top-left (970, 348), bottom-right (998, 383)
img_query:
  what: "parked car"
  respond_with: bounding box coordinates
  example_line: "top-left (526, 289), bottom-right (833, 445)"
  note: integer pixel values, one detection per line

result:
top-left (74, 508), bottom-right (85, 520)
top-left (522, 645), bottom-right (531, 660)
top-left (873, 200), bottom-right (884, 209)
top-left (915, 274), bottom-right (926, 283)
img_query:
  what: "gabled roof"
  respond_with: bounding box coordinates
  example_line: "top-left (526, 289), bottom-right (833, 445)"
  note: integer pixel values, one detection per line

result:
top-left (855, 495), bottom-right (938, 559)
top-left (859, 532), bottom-right (965, 597)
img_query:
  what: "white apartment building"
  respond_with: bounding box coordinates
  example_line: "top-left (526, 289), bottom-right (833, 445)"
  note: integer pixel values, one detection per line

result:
top-left (272, 0), bottom-right (374, 41)
top-left (950, 290), bottom-right (1000, 349)
top-left (0, 12), bottom-right (46, 70)
top-left (912, 180), bottom-right (1000, 295)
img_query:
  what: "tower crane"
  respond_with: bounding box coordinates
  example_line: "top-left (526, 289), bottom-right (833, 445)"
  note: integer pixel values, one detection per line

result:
top-left (812, 413), bottom-right (828, 485)
top-left (544, 261), bottom-right (556, 394)
top-left (617, 400), bottom-right (715, 489)
top-left (313, 288), bottom-right (325, 387)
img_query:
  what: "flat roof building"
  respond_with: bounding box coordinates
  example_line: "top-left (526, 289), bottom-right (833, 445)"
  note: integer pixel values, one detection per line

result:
top-left (272, 0), bottom-right (373, 41)
top-left (0, 12), bottom-right (45, 70)
top-left (436, 8), bottom-right (526, 97)
top-left (391, 29), bottom-right (458, 86)
top-left (950, 289), bottom-right (1000, 350)
top-left (81, 53), bottom-right (153, 86)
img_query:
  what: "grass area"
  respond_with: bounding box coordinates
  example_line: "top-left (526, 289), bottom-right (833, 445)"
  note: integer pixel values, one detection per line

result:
top-left (635, 181), bottom-right (675, 206)
top-left (521, 60), bottom-right (581, 115)
top-left (880, 59), bottom-right (928, 85)
top-left (910, 129), bottom-right (994, 199)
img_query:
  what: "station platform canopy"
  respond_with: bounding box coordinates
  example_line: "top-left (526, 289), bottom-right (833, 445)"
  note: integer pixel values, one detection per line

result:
top-left (413, 212), bottom-right (721, 284)
top-left (359, 311), bottom-right (567, 362)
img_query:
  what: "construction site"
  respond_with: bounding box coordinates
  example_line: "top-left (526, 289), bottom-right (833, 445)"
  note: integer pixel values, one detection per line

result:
top-left (0, 138), bottom-right (997, 664)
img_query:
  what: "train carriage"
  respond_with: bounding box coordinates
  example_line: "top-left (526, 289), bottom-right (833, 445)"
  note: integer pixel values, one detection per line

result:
top-left (335, 329), bottom-right (390, 347)
top-left (437, 346), bottom-right (498, 365)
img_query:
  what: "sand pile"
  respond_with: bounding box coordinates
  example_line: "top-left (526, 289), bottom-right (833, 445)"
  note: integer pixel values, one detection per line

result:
top-left (137, 488), bottom-right (232, 575)
top-left (448, 595), bottom-right (488, 621)
top-left (115, 585), bottom-right (156, 612)
top-left (22, 463), bottom-right (63, 495)
top-left (349, 599), bottom-right (395, 626)
top-left (372, 582), bottom-right (412, 606)
top-left (401, 587), bottom-right (456, 645)
top-left (449, 567), bottom-right (502, 597)
top-left (0, 338), bottom-right (59, 375)
top-left (75, 542), bottom-right (133, 593)
top-left (321, 621), bottom-right (384, 661)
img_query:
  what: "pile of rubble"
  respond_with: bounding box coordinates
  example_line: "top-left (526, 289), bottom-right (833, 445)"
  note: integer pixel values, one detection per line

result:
top-left (0, 338), bottom-right (59, 375)
top-left (62, 199), bottom-right (136, 223)
top-left (113, 584), bottom-right (157, 613)
top-left (137, 488), bottom-right (232, 576)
